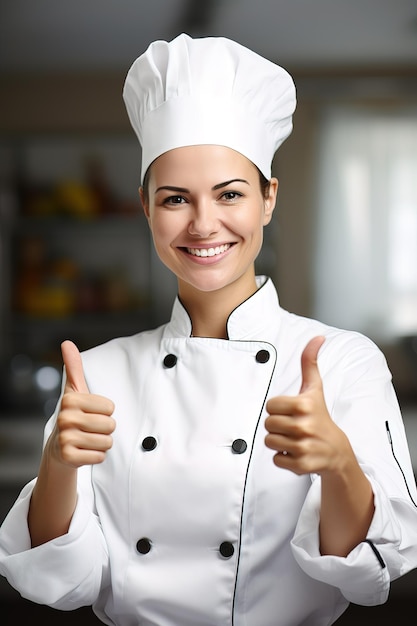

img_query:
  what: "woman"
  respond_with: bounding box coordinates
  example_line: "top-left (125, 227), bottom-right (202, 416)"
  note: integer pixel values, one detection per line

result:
top-left (1, 33), bottom-right (417, 626)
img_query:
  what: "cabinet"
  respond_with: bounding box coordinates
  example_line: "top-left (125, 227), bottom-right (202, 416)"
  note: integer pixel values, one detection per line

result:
top-left (0, 134), bottom-right (177, 417)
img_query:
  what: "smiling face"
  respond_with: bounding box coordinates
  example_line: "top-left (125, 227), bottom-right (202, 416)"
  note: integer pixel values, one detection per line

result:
top-left (140, 145), bottom-right (278, 303)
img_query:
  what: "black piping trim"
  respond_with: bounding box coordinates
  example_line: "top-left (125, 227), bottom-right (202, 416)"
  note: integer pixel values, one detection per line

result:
top-left (175, 293), bottom-right (194, 336)
top-left (225, 277), bottom-right (270, 339)
top-left (385, 421), bottom-right (417, 508)
top-left (230, 339), bottom-right (277, 625)
top-left (176, 277), bottom-right (271, 339)
top-left (365, 539), bottom-right (386, 569)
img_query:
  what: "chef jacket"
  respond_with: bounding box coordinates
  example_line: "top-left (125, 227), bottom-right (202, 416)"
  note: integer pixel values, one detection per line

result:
top-left (1, 276), bottom-right (417, 626)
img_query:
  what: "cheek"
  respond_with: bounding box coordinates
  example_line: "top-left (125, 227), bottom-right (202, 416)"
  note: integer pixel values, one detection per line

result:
top-left (237, 207), bottom-right (266, 239)
top-left (148, 215), bottom-right (179, 252)
top-left (150, 227), bottom-right (167, 255)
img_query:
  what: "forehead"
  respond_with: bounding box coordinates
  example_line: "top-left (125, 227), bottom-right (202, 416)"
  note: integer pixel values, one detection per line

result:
top-left (147, 145), bottom-right (258, 187)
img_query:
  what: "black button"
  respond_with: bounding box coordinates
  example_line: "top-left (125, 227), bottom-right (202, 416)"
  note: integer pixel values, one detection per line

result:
top-left (142, 436), bottom-right (157, 451)
top-left (163, 354), bottom-right (177, 368)
top-left (219, 541), bottom-right (234, 558)
top-left (256, 349), bottom-right (270, 363)
top-left (136, 538), bottom-right (152, 554)
top-left (232, 439), bottom-right (247, 454)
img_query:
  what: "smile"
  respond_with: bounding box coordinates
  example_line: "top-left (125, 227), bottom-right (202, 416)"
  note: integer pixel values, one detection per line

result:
top-left (186, 244), bottom-right (231, 257)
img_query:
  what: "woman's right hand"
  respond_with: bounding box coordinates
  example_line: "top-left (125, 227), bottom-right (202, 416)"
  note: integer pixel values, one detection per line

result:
top-left (50, 340), bottom-right (116, 468)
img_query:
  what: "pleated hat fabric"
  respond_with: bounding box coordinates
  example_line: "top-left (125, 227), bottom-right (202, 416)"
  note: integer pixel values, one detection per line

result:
top-left (123, 33), bottom-right (296, 182)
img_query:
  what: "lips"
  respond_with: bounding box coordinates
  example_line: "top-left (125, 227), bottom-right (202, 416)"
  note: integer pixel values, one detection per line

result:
top-left (186, 244), bottom-right (231, 257)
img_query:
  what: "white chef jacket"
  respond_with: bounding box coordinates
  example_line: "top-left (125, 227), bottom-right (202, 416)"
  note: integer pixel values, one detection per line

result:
top-left (1, 276), bottom-right (417, 626)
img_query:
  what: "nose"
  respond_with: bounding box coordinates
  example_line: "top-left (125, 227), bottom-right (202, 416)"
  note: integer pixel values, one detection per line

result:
top-left (187, 199), bottom-right (220, 238)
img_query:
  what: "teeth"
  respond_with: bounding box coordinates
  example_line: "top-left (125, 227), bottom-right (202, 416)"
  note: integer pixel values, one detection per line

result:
top-left (187, 244), bottom-right (231, 257)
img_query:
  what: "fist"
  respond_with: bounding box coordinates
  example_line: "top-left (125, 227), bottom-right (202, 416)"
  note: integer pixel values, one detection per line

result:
top-left (264, 336), bottom-right (347, 475)
top-left (51, 340), bottom-right (116, 468)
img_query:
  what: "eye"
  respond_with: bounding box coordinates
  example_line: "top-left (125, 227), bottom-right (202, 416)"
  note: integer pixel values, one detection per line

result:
top-left (221, 191), bottom-right (243, 202)
top-left (165, 195), bottom-right (187, 206)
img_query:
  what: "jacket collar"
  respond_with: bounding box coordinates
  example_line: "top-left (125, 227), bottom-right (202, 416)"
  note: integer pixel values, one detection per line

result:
top-left (164, 276), bottom-right (282, 342)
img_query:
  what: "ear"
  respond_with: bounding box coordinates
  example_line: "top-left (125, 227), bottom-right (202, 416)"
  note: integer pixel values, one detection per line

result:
top-left (139, 187), bottom-right (150, 220)
top-left (263, 177), bottom-right (278, 226)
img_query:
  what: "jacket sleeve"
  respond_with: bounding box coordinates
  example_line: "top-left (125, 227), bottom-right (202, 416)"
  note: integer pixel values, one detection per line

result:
top-left (290, 332), bottom-right (417, 606)
top-left (0, 405), bottom-right (110, 609)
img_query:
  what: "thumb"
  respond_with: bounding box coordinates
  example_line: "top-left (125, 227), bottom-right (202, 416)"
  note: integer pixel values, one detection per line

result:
top-left (62, 340), bottom-right (89, 394)
top-left (299, 335), bottom-right (325, 394)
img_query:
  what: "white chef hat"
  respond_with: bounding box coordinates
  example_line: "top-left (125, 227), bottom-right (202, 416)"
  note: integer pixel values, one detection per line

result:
top-left (123, 33), bottom-right (296, 183)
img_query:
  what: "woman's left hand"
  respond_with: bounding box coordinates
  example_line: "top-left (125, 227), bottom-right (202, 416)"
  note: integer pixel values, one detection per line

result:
top-left (264, 336), bottom-right (352, 476)
top-left (265, 335), bottom-right (375, 555)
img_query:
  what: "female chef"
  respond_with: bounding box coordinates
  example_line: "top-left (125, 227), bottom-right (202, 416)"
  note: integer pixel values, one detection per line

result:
top-left (1, 33), bottom-right (417, 626)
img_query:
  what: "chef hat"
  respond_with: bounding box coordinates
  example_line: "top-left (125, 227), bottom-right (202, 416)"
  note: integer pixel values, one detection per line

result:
top-left (123, 33), bottom-right (296, 182)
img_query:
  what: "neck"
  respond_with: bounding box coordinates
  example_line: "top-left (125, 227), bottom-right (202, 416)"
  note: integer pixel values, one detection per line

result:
top-left (178, 273), bottom-right (258, 339)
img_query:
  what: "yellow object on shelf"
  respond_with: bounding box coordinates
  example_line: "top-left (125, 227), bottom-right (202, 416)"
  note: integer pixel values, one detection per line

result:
top-left (54, 180), bottom-right (99, 218)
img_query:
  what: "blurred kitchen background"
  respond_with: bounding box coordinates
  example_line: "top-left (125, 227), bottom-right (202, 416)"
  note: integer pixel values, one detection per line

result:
top-left (1, 1), bottom-right (417, 624)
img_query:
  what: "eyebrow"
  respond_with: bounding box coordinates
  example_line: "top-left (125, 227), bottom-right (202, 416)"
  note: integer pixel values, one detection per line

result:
top-left (154, 179), bottom-right (250, 194)
top-left (213, 178), bottom-right (249, 190)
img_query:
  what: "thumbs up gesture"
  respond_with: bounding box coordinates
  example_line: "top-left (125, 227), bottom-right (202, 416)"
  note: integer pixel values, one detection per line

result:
top-left (265, 336), bottom-right (350, 475)
top-left (50, 340), bottom-right (116, 468)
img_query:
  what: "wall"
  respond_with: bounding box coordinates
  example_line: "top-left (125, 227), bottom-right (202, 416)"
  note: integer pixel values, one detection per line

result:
top-left (1, 68), bottom-right (417, 397)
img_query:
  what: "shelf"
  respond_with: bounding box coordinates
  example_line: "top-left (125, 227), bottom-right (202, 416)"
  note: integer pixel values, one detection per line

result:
top-left (11, 310), bottom-right (152, 337)
top-left (0, 133), bottom-right (176, 415)
top-left (12, 213), bottom-right (146, 233)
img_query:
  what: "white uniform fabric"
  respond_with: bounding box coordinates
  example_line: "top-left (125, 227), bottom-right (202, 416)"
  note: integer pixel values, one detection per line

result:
top-left (1, 276), bottom-right (417, 626)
